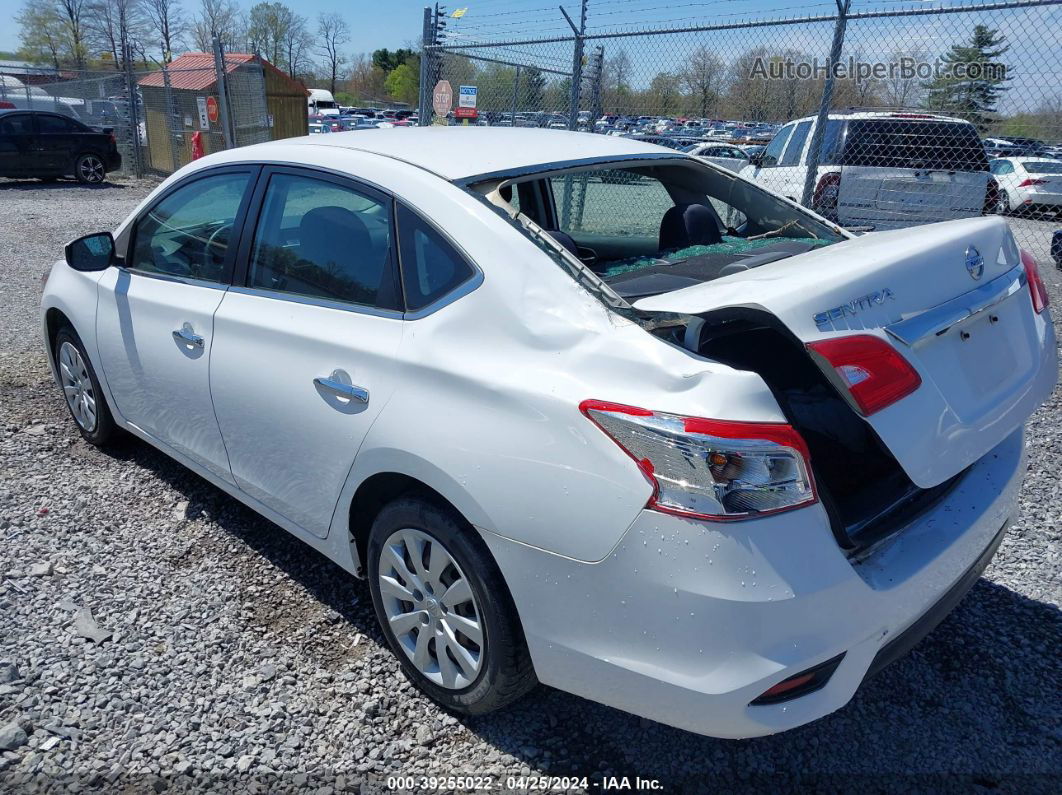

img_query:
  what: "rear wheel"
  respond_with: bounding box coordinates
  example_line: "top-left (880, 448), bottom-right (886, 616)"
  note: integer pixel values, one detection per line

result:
top-left (54, 327), bottom-right (117, 446)
top-left (367, 496), bottom-right (536, 715)
top-left (74, 153), bottom-right (106, 185)
top-left (997, 189), bottom-right (1010, 215)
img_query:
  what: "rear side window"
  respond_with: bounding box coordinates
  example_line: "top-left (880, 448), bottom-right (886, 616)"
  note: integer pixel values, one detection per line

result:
top-left (990, 160), bottom-right (1014, 175)
top-left (397, 205), bottom-right (475, 311)
top-left (248, 172), bottom-right (398, 310)
top-left (1025, 161), bottom-right (1062, 174)
top-left (0, 114), bottom-right (33, 135)
top-left (38, 115), bottom-right (79, 133)
top-left (841, 120), bottom-right (989, 172)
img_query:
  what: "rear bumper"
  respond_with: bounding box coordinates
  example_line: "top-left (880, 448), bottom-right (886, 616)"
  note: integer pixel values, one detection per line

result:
top-left (482, 428), bottom-right (1026, 738)
top-left (105, 151), bottom-right (122, 172)
top-left (1019, 191), bottom-right (1062, 207)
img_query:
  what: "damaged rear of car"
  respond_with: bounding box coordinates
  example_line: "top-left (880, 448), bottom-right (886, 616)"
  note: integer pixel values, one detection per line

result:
top-left (462, 148), bottom-right (1056, 736)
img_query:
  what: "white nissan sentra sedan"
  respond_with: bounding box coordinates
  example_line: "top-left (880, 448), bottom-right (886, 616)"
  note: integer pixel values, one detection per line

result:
top-left (41, 128), bottom-right (1057, 738)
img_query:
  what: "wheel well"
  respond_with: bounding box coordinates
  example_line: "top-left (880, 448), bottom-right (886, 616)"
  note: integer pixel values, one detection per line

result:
top-left (45, 307), bottom-right (73, 358)
top-left (348, 473), bottom-right (466, 576)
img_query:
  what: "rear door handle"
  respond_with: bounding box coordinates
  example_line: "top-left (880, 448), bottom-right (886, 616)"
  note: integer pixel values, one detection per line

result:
top-left (313, 376), bottom-right (369, 403)
top-left (172, 323), bottom-right (204, 348)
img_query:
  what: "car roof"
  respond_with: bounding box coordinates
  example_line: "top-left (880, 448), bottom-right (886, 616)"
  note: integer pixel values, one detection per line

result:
top-left (263, 128), bottom-right (681, 182)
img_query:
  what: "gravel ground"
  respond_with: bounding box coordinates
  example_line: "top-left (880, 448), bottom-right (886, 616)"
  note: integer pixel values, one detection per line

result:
top-left (1, 178), bottom-right (1060, 793)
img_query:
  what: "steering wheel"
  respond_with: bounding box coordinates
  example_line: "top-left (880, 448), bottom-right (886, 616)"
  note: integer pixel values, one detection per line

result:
top-left (202, 223), bottom-right (232, 274)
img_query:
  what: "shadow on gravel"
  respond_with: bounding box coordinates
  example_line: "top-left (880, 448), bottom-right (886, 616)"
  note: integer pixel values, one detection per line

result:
top-left (99, 430), bottom-right (1061, 790)
top-left (0, 178), bottom-right (128, 190)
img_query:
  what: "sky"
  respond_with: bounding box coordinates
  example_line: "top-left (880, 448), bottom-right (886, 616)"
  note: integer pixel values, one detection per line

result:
top-left (0, 0), bottom-right (1057, 116)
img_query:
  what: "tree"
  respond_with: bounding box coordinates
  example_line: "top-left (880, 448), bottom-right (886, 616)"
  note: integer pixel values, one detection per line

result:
top-left (924, 25), bottom-right (1009, 129)
top-left (372, 48), bottom-right (415, 74)
top-left (247, 2), bottom-right (300, 66)
top-left (347, 53), bottom-right (388, 102)
top-left (523, 66), bottom-right (545, 109)
top-left (385, 62), bottom-right (418, 105)
top-left (680, 46), bottom-right (724, 117)
top-left (191, 0), bottom-right (242, 51)
top-left (16, 3), bottom-right (70, 69)
top-left (143, 0), bottom-right (186, 62)
top-left (280, 12), bottom-right (311, 79)
top-left (56, 0), bottom-right (90, 69)
top-left (881, 46), bottom-right (927, 108)
top-left (86, 0), bottom-right (149, 70)
top-left (603, 49), bottom-right (632, 114)
top-left (646, 71), bottom-right (681, 116)
top-left (316, 12), bottom-right (349, 95)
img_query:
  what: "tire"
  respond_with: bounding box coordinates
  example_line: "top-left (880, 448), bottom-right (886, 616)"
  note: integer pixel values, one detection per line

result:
top-left (54, 326), bottom-right (118, 446)
top-left (74, 153), bottom-right (106, 185)
top-left (997, 189), bottom-right (1010, 215)
top-left (367, 496), bottom-right (537, 715)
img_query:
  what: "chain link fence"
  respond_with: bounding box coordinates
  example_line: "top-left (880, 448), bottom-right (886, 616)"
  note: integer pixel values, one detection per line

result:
top-left (1, 40), bottom-right (279, 180)
top-left (420, 0), bottom-right (1062, 261)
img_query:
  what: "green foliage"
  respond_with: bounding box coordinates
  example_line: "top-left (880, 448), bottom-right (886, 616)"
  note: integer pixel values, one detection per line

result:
top-left (334, 91), bottom-right (356, 105)
top-left (384, 63), bottom-right (419, 105)
top-left (372, 48), bottom-right (416, 74)
top-left (924, 25), bottom-right (1010, 130)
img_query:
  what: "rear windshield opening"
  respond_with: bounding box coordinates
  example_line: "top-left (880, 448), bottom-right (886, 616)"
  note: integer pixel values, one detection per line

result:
top-left (478, 160), bottom-right (845, 301)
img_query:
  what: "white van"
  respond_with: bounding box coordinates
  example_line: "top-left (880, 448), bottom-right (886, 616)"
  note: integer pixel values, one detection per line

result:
top-left (745, 111), bottom-right (991, 230)
top-left (307, 88), bottom-right (340, 117)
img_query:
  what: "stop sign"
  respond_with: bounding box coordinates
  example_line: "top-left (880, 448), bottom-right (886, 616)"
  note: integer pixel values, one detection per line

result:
top-left (206, 96), bottom-right (219, 124)
top-left (433, 80), bottom-right (453, 117)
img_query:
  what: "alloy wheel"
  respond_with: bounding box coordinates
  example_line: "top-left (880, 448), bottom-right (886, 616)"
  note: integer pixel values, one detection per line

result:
top-left (998, 189), bottom-right (1010, 215)
top-left (58, 341), bottom-right (97, 432)
top-left (78, 155), bottom-right (105, 184)
top-left (377, 528), bottom-right (484, 689)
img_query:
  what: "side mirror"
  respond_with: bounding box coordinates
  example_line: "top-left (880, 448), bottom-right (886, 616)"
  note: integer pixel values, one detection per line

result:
top-left (748, 153), bottom-right (765, 168)
top-left (65, 232), bottom-right (115, 271)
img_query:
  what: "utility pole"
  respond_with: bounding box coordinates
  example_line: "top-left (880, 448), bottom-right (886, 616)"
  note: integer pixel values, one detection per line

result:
top-left (560, 0), bottom-right (588, 132)
top-left (588, 45), bottom-right (604, 133)
top-left (212, 35), bottom-right (235, 149)
top-left (418, 6), bottom-right (432, 125)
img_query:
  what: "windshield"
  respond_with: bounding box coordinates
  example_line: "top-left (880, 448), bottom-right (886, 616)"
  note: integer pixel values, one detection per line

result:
top-left (479, 159), bottom-right (845, 303)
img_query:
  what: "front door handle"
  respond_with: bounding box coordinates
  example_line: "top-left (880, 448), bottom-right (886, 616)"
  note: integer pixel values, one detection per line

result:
top-left (172, 323), bottom-right (204, 348)
top-left (314, 375), bottom-right (369, 403)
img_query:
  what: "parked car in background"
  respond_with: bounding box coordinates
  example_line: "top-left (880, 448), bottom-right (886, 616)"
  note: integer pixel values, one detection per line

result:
top-left (42, 128), bottom-right (1056, 739)
top-left (983, 137), bottom-right (1025, 158)
top-left (989, 157), bottom-right (1062, 215)
top-left (683, 142), bottom-right (750, 172)
top-left (308, 114), bottom-right (341, 132)
top-left (0, 109), bottom-right (121, 184)
top-left (745, 111), bottom-right (991, 230)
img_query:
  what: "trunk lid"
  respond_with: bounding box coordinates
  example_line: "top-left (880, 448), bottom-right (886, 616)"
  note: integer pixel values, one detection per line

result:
top-left (633, 216), bottom-right (1057, 488)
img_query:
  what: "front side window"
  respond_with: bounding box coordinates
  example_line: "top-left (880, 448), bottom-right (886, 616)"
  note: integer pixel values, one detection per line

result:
top-left (248, 172), bottom-right (397, 309)
top-left (129, 171), bottom-right (250, 282)
top-left (760, 124), bottom-right (793, 167)
top-left (0, 114), bottom-right (33, 135)
top-left (780, 121), bottom-right (812, 166)
top-left (397, 205), bottom-right (475, 311)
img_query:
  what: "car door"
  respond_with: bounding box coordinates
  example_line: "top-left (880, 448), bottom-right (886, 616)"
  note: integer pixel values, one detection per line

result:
top-left (35, 113), bottom-right (82, 172)
top-left (0, 113), bottom-right (37, 176)
top-left (96, 166), bottom-right (259, 484)
top-left (747, 121), bottom-right (794, 197)
top-left (209, 167), bottom-right (405, 537)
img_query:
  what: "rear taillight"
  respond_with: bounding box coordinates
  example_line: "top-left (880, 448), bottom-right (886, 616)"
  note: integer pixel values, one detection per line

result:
top-left (580, 400), bottom-right (817, 521)
top-left (984, 176), bottom-right (999, 215)
top-left (109, 133), bottom-right (116, 146)
top-left (807, 335), bottom-right (921, 416)
top-left (1021, 248), bottom-right (1049, 314)
top-left (0, 101), bottom-right (14, 109)
top-left (812, 172), bottom-right (841, 218)
top-left (1017, 178), bottom-right (1046, 188)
